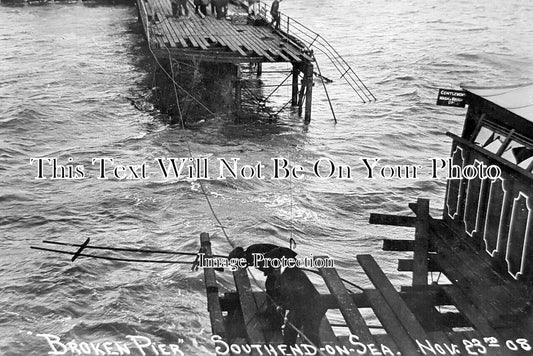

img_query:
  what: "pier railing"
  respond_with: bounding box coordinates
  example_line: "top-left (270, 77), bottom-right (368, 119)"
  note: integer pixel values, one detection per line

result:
top-left (443, 133), bottom-right (533, 281)
top-left (232, 0), bottom-right (376, 103)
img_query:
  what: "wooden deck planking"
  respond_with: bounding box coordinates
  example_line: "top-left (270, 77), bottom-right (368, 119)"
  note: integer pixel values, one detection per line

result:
top-left (364, 289), bottom-right (417, 355)
top-left (246, 25), bottom-right (294, 61)
top-left (159, 19), bottom-right (178, 48)
top-left (255, 26), bottom-right (305, 62)
top-left (139, 0), bottom-right (309, 62)
top-left (165, 19), bottom-right (189, 48)
top-left (183, 18), bottom-right (213, 50)
top-left (408, 202), bottom-right (531, 325)
top-left (317, 263), bottom-right (374, 343)
top-left (233, 24), bottom-right (282, 59)
top-left (200, 233), bottom-right (226, 337)
top-left (318, 317), bottom-right (338, 345)
top-left (232, 268), bottom-right (267, 343)
top-left (356, 254), bottom-right (463, 355)
top-left (357, 255), bottom-right (431, 342)
top-left (214, 20), bottom-right (268, 59)
top-left (440, 285), bottom-right (499, 336)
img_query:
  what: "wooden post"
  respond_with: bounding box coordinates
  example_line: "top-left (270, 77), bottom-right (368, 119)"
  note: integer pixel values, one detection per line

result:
top-left (200, 233), bottom-right (226, 337)
top-left (234, 65), bottom-right (242, 113)
top-left (256, 62), bottom-right (262, 77)
top-left (304, 63), bottom-right (313, 123)
top-left (297, 78), bottom-right (306, 116)
top-left (413, 198), bottom-right (430, 286)
top-left (291, 63), bottom-right (299, 106)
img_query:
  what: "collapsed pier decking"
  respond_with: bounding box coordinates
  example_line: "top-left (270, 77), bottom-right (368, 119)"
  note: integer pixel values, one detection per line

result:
top-left (138, 0), bottom-right (313, 63)
top-left (136, 0), bottom-right (316, 121)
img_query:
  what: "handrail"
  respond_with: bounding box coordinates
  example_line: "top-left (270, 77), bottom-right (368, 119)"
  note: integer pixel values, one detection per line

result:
top-left (238, 0), bottom-right (376, 103)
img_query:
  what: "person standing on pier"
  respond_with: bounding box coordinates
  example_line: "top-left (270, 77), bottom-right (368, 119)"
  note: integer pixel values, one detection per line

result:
top-left (212, 0), bottom-right (228, 19)
top-left (172, 0), bottom-right (189, 17)
top-left (194, 0), bottom-right (208, 16)
top-left (248, 0), bottom-right (260, 15)
top-left (270, 0), bottom-right (281, 29)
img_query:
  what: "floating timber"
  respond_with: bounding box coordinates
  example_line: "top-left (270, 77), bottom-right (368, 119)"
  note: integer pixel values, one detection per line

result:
top-left (200, 84), bottom-right (533, 355)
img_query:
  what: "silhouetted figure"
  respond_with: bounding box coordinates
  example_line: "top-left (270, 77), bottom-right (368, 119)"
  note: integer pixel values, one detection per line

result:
top-left (247, 0), bottom-right (259, 15)
top-left (270, 0), bottom-right (281, 29)
top-left (194, 0), bottom-right (208, 16)
top-left (264, 247), bottom-right (324, 347)
top-left (211, 0), bottom-right (228, 19)
top-left (172, 0), bottom-right (189, 17)
top-left (229, 244), bottom-right (325, 347)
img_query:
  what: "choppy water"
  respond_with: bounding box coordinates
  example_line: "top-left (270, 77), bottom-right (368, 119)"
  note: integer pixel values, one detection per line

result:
top-left (1, 0), bottom-right (532, 355)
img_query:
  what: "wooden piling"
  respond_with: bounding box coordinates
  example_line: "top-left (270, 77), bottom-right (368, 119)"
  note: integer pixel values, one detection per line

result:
top-left (413, 198), bottom-right (430, 286)
top-left (234, 66), bottom-right (242, 113)
top-left (297, 78), bottom-right (306, 116)
top-left (304, 63), bottom-right (313, 123)
top-left (291, 63), bottom-right (299, 106)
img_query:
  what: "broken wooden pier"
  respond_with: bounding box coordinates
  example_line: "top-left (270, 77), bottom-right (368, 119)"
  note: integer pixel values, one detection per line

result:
top-left (199, 84), bottom-right (533, 355)
top-left (136, 0), bottom-right (316, 121)
top-left (136, 0), bottom-right (375, 122)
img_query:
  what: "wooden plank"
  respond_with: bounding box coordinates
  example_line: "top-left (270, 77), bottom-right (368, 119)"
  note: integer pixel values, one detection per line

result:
top-left (203, 18), bottom-right (237, 51)
top-left (447, 330), bottom-right (502, 356)
top-left (338, 334), bottom-right (400, 355)
top-left (200, 233), bottom-right (226, 337)
top-left (317, 262), bottom-right (374, 343)
top-left (236, 25), bottom-right (283, 61)
top-left (183, 19), bottom-right (210, 50)
top-left (409, 202), bottom-right (531, 331)
top-left (370, 213), bottom-right (417, 227)
top-left (357, 255), bottom-right (430, 342)
top-left (216, 19), bottom-right (273, 60)
top-left (214, 20), bottom-right (252, 57)
top-left (368, 288), bottom-right (457, 355)
top-left (255, 26), bottom-right (301, 60)
top-left (364, 289), bottom-right (420, 355)
top-left (221, 288), bottom-right (454, 313)
top-left (398, 258), bottom-right (442, 272)
top-left (413, 198), bottom-right (430, 286)
top-left (159, 19), bottom-right (177, 48)
top-left (233, 268), bottom-right (266, 343)
top-left (170, 20), bottom-right (189, 48)
top-left (373, 335), bottom-right (401, 355)
top-left (440, 285), bottom-right (498, 336)
top-left (200, 17), bottom-right (228, 49)
top-left (382, 239), bottom-right (414, 251)
top-left (318, 316), bottom-right (338, 345)
top-left (173, 24), bottom-right (189, 48)
top-left (251, 291), bottom-right (283, 343)
top-left (174, 18), bottom-right (200, 48)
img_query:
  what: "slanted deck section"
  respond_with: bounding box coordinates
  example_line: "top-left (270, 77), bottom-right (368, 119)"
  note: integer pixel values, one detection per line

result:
top-left (137, 0), bottom-right (313, 63)
top-left (200, 190), bottom-right (533, 354)
top-left (200, 228), bottom-right (533, 355)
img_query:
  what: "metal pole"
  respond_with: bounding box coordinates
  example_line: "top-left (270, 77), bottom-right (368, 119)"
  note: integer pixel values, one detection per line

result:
top-left (314, 59), bottom-right (337, 123)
